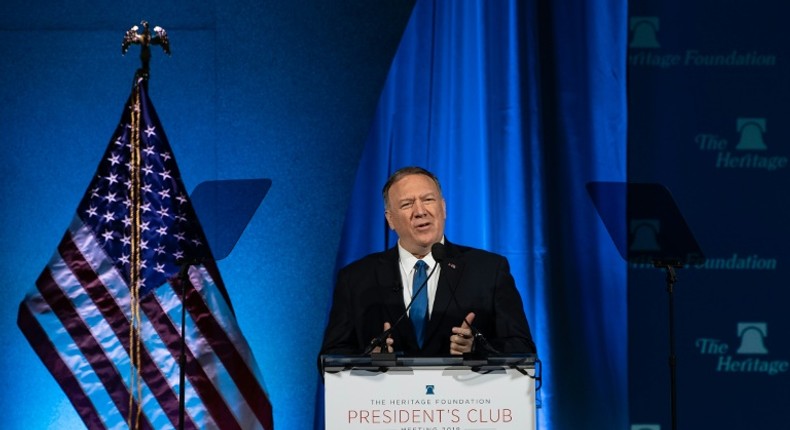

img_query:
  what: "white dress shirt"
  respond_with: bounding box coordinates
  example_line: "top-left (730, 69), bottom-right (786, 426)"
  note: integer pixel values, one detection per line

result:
top-left (397, 241), bottom-right (442, 318)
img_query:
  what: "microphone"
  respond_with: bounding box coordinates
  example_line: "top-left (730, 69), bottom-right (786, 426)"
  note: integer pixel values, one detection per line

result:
top-left (177, 256), bottom-right (204, 280)
top-left (363, 242), bottom-right (444, 355)
top-left (174, 256), bottom-right (204, 430)
top-left (433, 242), bottom-right (501, 356)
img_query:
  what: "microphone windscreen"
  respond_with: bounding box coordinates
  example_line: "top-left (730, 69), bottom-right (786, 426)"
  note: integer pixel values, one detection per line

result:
top-left (431, 242), bottom-right (447, 262)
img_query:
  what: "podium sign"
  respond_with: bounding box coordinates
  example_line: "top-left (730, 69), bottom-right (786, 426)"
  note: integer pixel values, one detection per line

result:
top-left (322, 356), bottom-right (537, 430)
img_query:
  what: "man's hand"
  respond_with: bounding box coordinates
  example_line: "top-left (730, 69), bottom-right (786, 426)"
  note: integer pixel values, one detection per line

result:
top-left (371, 321), bottom-right (394, 353)
top-left (450, 312), bottom-right (476, 355)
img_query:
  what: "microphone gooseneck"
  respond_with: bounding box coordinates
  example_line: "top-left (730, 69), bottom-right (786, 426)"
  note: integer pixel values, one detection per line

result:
top-left (363, 242), bottom-right (445, 355)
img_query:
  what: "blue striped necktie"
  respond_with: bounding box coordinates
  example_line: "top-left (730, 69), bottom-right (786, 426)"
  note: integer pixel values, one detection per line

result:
top-left (410, 260), bottom-right (429, 347)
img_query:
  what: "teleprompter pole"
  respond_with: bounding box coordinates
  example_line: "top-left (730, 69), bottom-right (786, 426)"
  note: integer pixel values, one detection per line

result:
top-left (655, 260), bottom-right (681, 430)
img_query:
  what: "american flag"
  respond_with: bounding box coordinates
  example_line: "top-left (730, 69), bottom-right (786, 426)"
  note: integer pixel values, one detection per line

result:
top-left (17, 77), bottom-right (273, 429)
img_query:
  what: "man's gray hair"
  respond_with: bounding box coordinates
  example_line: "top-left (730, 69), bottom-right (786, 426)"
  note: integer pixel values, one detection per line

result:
top-left (382, 166), bottom-right (443, 208)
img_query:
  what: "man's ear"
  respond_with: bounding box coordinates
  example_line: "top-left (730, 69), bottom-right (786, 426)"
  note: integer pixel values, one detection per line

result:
top-left (384, 210), bottom-right (394, 230)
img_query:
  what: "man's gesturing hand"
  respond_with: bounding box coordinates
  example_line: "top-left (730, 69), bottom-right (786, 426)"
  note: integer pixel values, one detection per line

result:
top-left (450, 312), bottom-right (475, 355)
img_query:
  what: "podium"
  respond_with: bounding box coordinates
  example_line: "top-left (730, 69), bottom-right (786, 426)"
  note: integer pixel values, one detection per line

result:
top-left (321, 354), bottom-right (538, 429)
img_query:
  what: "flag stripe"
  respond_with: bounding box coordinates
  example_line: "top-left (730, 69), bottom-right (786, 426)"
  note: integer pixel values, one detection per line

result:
top-left (17, 301), bottom-right (108, 430)
top-left (140, 291), bottom-right (242, 429)
top-left (190, 265), bottom-right (262, 379)
top-left (69, 219), bottom-right (218, 428)
top-left (179, 279), bottom-right (274, 428)
top-left (58, 233), bottom-right (197, 430)
top-left (36, 268), bottom-right (154, 430)
top-left (24, 262), bottom-right (128, 430)
top-left (173, 268), bottom-right (262, 427)
top-left (71, 213), bottom-right (254, 429)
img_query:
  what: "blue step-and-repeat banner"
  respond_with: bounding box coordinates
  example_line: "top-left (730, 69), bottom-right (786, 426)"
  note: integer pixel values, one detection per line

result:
top-left (627, 1), bottom-right (790, 429)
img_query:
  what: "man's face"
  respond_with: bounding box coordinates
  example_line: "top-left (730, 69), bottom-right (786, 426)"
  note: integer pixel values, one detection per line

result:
top-left (385, 173), bottom-right (446, 256)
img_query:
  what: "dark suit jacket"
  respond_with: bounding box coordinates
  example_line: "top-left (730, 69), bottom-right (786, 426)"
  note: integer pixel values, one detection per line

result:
top-left (320, 241), bottom-right (536, 356)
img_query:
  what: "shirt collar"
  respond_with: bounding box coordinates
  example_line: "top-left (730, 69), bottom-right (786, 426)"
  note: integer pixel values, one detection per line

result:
top-left (396, 237), bottom-right (445, 270)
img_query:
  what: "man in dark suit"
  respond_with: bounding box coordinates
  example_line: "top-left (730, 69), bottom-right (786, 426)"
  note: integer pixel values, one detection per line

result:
top-left (320, 166), bottom-right (536, 356)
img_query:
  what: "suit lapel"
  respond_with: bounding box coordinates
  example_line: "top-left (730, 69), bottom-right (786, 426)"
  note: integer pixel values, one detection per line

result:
top-left (423, 241), bottom-right (465, 347)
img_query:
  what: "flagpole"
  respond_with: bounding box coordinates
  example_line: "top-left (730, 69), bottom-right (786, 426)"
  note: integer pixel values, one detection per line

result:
top-left (121, 22), bottom-right (172, 430)
top-left (129, 76), bottom-right (143, 430)
top-left (122, 20), bottom-right (171, 84)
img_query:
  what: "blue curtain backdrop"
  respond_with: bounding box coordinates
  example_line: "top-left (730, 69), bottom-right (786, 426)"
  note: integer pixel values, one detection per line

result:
top-left (331, 0), bottom-right (628, 429)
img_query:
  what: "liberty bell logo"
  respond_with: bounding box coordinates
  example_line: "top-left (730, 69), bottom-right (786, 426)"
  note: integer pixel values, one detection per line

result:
top-left (629, 17), bottom-right (660, 48)
top-left (629, 219), bottom-right (661, 252)
top-left (735, 118), bottom-right (767, 150)
top-left (631, 425), bottom-right (660, 430)
top-left (736, 322), bottom-right (768, 354)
